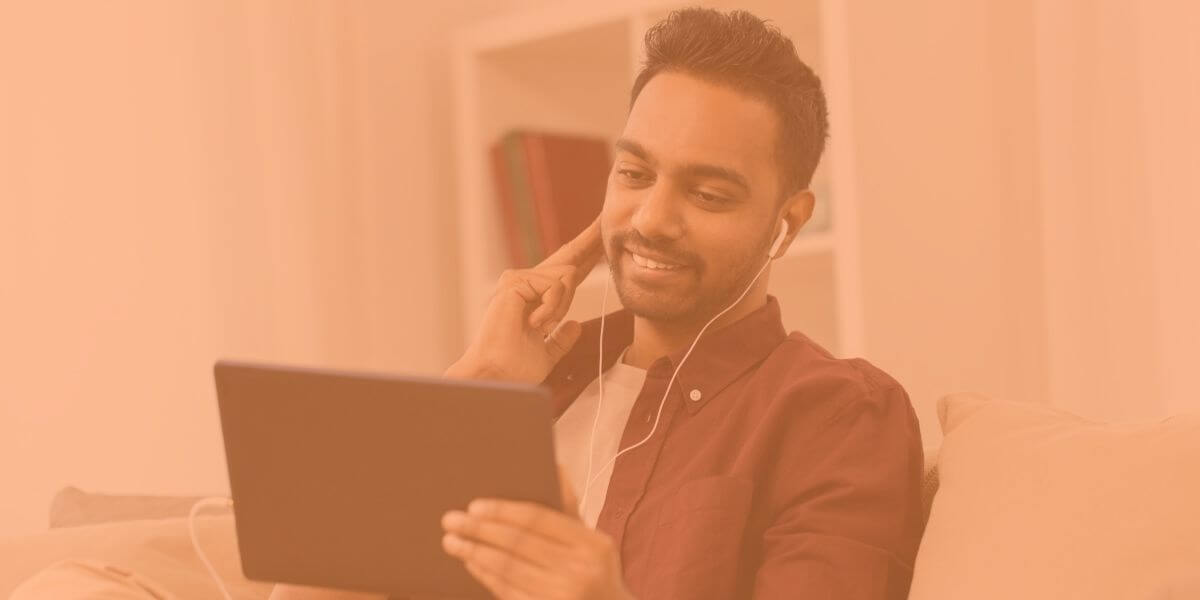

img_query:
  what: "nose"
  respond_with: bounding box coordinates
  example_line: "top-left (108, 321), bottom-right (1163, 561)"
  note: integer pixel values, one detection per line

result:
top-left (630, 183), bottom-right (684, 243)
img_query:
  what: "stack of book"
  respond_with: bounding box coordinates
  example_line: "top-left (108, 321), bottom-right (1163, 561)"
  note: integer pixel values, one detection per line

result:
top-left (489, 129), bottom-right (611, 267)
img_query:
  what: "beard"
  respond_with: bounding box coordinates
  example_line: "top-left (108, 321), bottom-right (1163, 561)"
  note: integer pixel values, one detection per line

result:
top-left (604, 226), bottom-right (773, 324)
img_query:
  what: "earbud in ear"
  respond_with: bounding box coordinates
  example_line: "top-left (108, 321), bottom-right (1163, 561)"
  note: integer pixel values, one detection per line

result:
top-left (769, 221), bottom-right (789, 258)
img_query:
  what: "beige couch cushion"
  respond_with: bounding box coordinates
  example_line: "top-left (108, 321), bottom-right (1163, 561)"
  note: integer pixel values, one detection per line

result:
top-left (908, 392), bottom-right (1200, 599)
top-left (48, 486), bottom-right (213, 529)
top-left (0, 515), bottom-right (271, 599)
top-left (11, 559), bottom-right (185, 599)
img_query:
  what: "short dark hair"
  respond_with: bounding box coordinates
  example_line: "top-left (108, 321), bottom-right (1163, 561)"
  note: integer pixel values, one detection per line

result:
top-left (630, 7), bottom-right (829, 200)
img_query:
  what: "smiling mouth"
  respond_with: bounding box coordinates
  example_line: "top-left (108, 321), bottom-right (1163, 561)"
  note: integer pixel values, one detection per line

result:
top-left (627, 250), bottom-right (686, 271)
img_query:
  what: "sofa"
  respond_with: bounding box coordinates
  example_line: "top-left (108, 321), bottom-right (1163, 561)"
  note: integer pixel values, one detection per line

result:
top-left (2, 392), bottom-right (1198, 599)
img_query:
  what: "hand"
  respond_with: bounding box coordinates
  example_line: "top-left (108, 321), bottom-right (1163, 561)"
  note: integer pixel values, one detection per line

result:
top-left (440, 464), bottom-right (634, 600)
top-left (446, 217), bottom-right (604, 384)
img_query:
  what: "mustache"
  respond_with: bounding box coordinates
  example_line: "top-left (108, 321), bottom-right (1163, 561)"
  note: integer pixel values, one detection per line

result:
top-left (608, 230), bottom-right (700, 266)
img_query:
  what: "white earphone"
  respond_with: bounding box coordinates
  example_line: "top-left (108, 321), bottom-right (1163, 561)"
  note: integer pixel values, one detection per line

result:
top-left (768, 220), bottom-right (789, 258)
top-left (576, 218), bottom-right (790, 520)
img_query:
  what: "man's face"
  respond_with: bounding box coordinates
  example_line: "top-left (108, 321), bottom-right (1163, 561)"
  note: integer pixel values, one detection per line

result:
top-left (602, 71), bottom-right (785, 323)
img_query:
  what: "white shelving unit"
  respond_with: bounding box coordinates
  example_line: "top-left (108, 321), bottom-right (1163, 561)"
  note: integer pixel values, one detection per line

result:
top-left (452, 0), bottom-right (863, 357)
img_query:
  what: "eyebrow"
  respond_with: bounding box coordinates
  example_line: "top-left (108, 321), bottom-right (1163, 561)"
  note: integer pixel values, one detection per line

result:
top-left (614, 137), bottom-right (752, 195)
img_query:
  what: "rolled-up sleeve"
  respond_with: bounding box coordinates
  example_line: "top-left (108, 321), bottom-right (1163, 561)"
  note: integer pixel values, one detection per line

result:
top-left (752, 379), bottom-right (925, 600)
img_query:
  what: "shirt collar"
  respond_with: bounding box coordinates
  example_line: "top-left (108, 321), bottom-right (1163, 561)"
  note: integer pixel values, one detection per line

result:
top-left (545, 295), bottom-right (788, 418)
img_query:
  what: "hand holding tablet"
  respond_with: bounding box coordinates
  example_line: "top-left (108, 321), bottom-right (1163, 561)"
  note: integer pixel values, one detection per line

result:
top-left (438, 464), bottom-right (635, 600)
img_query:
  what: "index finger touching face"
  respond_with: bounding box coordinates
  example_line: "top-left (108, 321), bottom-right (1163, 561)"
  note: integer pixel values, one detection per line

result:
top-left (538, 216), bottom-right (603, 273)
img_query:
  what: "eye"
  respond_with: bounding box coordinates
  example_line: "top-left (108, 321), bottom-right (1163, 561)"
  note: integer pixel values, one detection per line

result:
top-left (617, 168), bottom-right (650, 183)
top-left (694, 191), bottom-right (730, 205)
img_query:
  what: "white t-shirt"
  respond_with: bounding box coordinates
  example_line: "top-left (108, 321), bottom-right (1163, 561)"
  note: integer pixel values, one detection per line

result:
top-left (552, 347), bottom-right (648, 529)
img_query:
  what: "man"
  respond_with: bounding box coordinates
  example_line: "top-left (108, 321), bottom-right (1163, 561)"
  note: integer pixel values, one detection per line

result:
top-left (275, 7), bottom-right (923, 600)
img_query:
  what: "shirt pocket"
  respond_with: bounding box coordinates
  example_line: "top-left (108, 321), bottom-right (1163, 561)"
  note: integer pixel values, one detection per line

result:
top-left (647, 475), bottom-right (755, 598)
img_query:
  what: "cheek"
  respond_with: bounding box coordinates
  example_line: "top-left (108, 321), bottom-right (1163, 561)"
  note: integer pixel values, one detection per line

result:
top-left (694, 231), bottom-right (764, 279)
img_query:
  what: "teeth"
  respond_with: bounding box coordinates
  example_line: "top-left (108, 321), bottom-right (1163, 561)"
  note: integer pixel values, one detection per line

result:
top-left (630, 252), bottom-right (681, 270)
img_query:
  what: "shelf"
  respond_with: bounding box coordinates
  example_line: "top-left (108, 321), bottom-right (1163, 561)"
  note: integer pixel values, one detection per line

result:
top-left (455, 0), bottom-right (680, 54)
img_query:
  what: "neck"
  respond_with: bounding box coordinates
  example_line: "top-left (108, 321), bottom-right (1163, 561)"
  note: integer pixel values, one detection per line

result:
top-left (622, 282), bottom-right (770, 370)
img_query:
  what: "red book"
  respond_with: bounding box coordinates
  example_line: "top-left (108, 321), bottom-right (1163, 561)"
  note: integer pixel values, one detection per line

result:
top-left (520, 131), bottom-right (612, 255)
top-left (489, 140), bottom-right (526, 267)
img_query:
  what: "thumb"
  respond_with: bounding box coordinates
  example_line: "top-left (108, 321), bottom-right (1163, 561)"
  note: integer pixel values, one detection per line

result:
top-left (557, 462), bottom-right (581, 519)
top-left (543, 320), bottom-right (582, 363)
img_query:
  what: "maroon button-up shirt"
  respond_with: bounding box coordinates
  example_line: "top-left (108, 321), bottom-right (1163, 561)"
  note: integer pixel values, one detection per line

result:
top-left (542, 296), bottom-right (925, 599)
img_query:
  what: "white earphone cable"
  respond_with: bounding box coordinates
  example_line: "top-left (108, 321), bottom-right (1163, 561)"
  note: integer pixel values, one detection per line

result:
top-left (578, 278), bottom-right (610, 517)
top-left (577, 225), bottom-right (783, 518)
top-left (188, 496), bottom-right (236, 600)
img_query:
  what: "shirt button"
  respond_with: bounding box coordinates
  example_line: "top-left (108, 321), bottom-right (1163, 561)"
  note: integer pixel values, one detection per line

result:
top-left (566, 373), bottom-right (575, 381)
top-left (689, 389), bottom-right (703, 402)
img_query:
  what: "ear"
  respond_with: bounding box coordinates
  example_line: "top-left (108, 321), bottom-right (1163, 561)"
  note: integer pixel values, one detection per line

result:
top-left (775, 188), bottom-right (815, 256)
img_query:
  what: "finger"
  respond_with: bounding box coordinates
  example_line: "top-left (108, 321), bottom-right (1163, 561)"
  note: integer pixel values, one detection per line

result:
top-left (543, 320), bottom-right (582, 364)
top-left (531, 263), bottom-right (588, 332)
top-left (442, 510), bottom-right (562, 568)
top-left (557, 463), bottom-right (581, 520)
top-left (527, 278), bottom-right (566, 330)
top-left (443, 533), bottom-right (547, 600)
top-left (543, 266), bottom-right (583, 329)
top-left (501, 270), bottom-right (567, 306)
top-left (494, 265), bottom-right (574, 294)
top-left (462, 558), bottom-right (541, 600)
top-left (467, 498), bottom-right (586, 547)
top-left (538, 216), bottom-right (603, 271)
top-left (493, 264), bottom-right (580, 320)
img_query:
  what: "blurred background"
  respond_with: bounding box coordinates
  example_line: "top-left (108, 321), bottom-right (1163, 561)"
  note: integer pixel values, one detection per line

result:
top-left (1, 0), bottom-right (1197, 539)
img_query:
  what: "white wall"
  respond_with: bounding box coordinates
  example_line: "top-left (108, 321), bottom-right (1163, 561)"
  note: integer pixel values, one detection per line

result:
top-left (1034, 0), bottom-right (1200, 421)
top-left (843, 0), bottom-right (1200, 435)
top-left (0, 0), bottom-right (530, 539)
top-left (844, 0), bottom-right (1048, 440)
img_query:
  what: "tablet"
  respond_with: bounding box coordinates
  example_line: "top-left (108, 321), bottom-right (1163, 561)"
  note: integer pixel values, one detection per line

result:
top-left (213, 360), bottom-right (562, 599)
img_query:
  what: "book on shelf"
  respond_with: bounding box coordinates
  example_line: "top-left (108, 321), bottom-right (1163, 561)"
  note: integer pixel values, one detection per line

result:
top-left (488, 129), bottom-right (612, 267)
top-left (491, 132), bottom-right (540, 267)
top-left (489, 140), bottom-right (523, 267)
